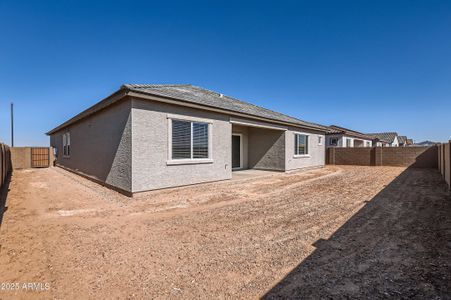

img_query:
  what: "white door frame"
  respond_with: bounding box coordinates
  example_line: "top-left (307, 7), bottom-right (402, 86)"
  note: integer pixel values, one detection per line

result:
top-left (232, 133), bottom-right (243, 170)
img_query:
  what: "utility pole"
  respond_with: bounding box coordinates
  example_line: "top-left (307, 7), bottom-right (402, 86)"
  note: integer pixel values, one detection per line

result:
top-left (10, 102), bottom-right (14, 147)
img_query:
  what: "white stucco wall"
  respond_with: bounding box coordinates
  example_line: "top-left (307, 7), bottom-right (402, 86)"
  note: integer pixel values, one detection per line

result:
top-left (326, 134), bottom-right (372, 147)
top-left (391, 136), bottom-right (399, 147)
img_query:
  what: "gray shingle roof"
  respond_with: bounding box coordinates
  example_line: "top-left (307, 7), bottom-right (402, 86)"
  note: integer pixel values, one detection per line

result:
top-left (47, 84), bottom-right (328, 135)
top-left (367, 132), bottom-right (398, 143)
top-left (124, 84), bottom-right (327, 131)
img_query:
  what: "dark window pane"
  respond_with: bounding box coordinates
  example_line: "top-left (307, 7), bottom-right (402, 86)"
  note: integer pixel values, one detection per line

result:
top-left (295, 134), bottom-right (308, 155)
top-left (232, 135), bottom-right (241, 168)
top-left (172, 120), bottom-right (191, 159)
top-left (193, 122), bottom-right (208, 158)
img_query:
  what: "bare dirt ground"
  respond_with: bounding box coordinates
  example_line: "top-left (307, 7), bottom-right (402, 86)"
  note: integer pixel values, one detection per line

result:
top-left (0, 166), bottom-right (450, 299)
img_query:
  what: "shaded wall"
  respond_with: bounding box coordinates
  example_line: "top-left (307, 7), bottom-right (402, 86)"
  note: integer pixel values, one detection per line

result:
top-left (327, 146), bottom-right (438, 168)
top-left (50, 99), bottom-right (132, 193)
top-left (0, 143), bottom-right (11, 188)
top-left (248, 127), bottom-right (285, 171)
top-left (438, 141), bottom-right (451, 189)
top-left (231, 125), bottom-right (249, 170)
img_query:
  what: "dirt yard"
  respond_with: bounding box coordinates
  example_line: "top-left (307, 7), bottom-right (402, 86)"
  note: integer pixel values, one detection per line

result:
top-left (0, 166), bottom-right (450, 299)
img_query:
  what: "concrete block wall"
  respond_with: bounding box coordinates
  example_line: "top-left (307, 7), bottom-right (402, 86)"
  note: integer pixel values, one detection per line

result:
top-left (438, 141), bottom-right (451, 189)
top-left (11, 147), bottom-right (32, 169)
top-left (327, 147), bottom-right (374, 166)
top-left (327, 146), bottom-right (438, 168)
top-left (11, 147), bottom-right (56, 169)
top-left (0, 143), bottom-right (11, 188)
top-left (379, 147), bottom-right (437, 168)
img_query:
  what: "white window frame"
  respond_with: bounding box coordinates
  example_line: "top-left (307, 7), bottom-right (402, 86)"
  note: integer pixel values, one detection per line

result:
top-left (294, 132), bottom-right (310, 158)
top-left (63, 132), bottom-right (70, 158)
top-left (167, 114), bottom-right (213, 165)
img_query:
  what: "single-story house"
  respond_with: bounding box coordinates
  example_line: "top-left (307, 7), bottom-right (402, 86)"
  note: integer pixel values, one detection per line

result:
top-left (367, 132), bottom-right (399, 147)
top-left (47, 84), bottom-right (328, 195)
top-left (325, 125), bottom-right (373, 148)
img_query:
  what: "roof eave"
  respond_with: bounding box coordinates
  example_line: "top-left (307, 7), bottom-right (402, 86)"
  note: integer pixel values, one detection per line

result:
top-left (46, 86), bottom-right (329, 135)
top-left (127, 88), bottom-right (329, 132)
top-left (46, 88), bottom-right (129, 135)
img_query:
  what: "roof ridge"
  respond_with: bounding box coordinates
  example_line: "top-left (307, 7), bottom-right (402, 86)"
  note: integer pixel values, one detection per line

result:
top-left (367, 132), bottom-right (398, 135)
top-left (330, 125), bottom-right (366, 134)
top-left (122, 84), bottom-right (192, 89)
top-left (187, 85), bottom-right (327, 129)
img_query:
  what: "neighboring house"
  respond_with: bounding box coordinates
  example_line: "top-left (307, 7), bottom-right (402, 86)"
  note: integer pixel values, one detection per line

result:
top-left (47, 84), bottom-right (328, 195)
top-left (367, 132), bottom-right (400, 147)
top-left (397, 135), bottom-right (412, 147)
top-left (325, 125), bottom-right (373, 148)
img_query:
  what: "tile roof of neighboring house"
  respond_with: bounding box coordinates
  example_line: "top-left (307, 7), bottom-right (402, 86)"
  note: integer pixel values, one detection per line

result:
top-left (406, 139), bottom-right (414, 145)
top-left (47, 84), bottom-right (328, 135)
top-left (367, 132), bottom-right (399, 144)
top-left (398, 136), bottom-right (407, 144)
top-left (326, 125), bottom-right (374, 140)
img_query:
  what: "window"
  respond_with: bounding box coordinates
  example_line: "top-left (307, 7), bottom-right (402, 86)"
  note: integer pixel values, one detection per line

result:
top-left (346, 138), bottom-right (352, 147)
top-left (171, 119), bottom-right (209, 160)
top-left (330, 138), bottom-right (338, 146)
top-left (318, 136), bottom-right (323, 145)
top-left (63, 132), bottom-right (70, 157)
top-left (294, 133), bottom-right (309, 155)
top-left (366, 141), bottom-right (372, 147)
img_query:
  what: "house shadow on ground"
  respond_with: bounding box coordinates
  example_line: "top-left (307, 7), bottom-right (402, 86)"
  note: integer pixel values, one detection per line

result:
top-left (263, 167), bottom-right (451, 299)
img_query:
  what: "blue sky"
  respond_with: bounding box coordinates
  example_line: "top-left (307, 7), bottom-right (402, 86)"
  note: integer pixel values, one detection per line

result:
top-left (0, 0), bottom-right (450, 146)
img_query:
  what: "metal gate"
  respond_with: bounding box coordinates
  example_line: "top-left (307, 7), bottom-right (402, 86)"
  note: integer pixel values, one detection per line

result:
top-left (31, 147), bottom-right (50, 168)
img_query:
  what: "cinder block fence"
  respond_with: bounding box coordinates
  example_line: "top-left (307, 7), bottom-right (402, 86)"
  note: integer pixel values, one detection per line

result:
top-left (11, 147), bottom-right (55, 169)
top-left (438, 141), bottom-right (451, 190)
top-left (0, 143), bottom-right (11, 189)
top-left (326, 146), bottom-right (438, 168)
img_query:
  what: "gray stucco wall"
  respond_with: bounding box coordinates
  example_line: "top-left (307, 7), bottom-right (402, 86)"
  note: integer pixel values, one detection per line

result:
top-left (50, 99), bottom-right (132, 192)
top-left (131, 98), bottom-right (232, 192)
top-left (49, 95), bottom-right (327, 194)
top-left (248, 127), bottom-right (286, 171)
top-left (285, 127), bottom-right (325, 171)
